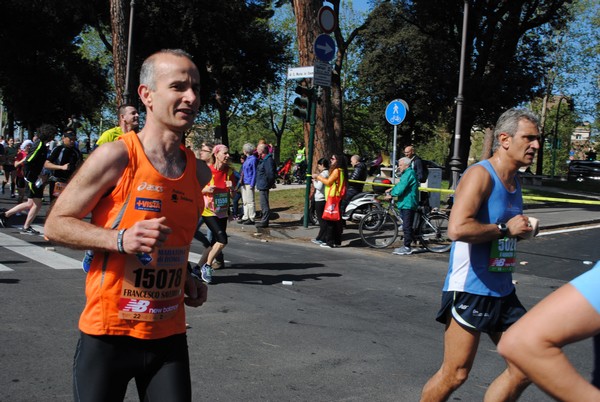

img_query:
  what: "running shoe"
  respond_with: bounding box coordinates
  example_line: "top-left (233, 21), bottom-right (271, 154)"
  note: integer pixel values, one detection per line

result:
top-left (189, 263), bottom-right (202, 281)
top-left (392, 246), bottom-right (412, 255)
top-left (311, 239), bottom-right (323, 245)
top-left (200, 263), bottom-right (213, 284)
top-left (21, 226), bottom-right (41, 235)
top-left (0, 211), bottom-right (7, 228)
top-left (82, 250), bottom-right (94, 273)
top-left (320, 243), bottom-right (333, 248)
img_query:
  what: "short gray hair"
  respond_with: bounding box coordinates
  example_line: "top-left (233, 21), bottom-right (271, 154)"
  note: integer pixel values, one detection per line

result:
top-left (399, 157), bottom-right (412, 166)
top-left (242, 143), bottom-right (255, 154)
top-left (492, 108), bottom-right (540, 152)
top-left (140, 49), bottom-right (193, 90)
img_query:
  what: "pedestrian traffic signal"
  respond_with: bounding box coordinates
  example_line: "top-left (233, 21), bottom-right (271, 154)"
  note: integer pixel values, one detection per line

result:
top-left (293, 85), bottom-right (314, 122)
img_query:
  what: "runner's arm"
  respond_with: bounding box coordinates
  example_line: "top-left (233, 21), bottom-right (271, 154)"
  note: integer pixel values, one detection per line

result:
top-left (44, 141), bottom-right (171, 254)
top-left (498, 284), bottom-right (600, 401)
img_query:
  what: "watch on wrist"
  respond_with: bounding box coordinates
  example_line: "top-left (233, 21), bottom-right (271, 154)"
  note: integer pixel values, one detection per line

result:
top-left (497, 223), bottom-right (508, 237)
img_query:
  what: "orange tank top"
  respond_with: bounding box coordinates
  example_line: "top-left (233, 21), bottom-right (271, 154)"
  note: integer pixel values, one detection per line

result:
top-left (79, 132), bottom-right (203, 339)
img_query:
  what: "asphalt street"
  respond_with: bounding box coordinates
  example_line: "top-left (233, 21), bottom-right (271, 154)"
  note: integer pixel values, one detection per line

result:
top-left (0, 194), bottom-right (598, 401)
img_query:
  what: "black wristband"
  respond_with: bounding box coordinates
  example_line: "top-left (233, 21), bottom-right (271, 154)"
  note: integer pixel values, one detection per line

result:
top-left (117, 229), bottom-right (127, 254)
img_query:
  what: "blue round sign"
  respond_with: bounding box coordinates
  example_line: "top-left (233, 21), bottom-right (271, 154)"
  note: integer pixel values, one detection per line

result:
top-left (385, 100), bottom-right (408, 125)
top-left (314, 34), bottom-right (336, 63)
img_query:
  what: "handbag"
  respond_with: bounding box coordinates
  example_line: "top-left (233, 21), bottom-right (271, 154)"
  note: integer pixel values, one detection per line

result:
top-left (322, 186), bottom-right (342, 221)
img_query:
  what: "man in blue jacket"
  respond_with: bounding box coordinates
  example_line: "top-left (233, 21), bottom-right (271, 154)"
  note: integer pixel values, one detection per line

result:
top-left (385, 157), bottom-right (419, 255)
top-left (239, 143), bottom-right (257, 225)
top-left (256, 143), bottom-right (276, 228)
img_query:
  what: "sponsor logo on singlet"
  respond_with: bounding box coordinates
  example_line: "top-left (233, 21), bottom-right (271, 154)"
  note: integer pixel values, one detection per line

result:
top-left (135, 197), bottom-right (162, 212)
top-left (137, 182), bottom-right (164, 192)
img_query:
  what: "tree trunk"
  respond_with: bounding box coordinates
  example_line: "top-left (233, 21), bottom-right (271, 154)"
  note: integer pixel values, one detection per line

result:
top-left (110, 0), bottom-right (127, 106)
top-left (536, 92), bottom-right (550, 175)
top-left (292, 0), bottom-right (334, 172)
top-left (217, 102), bottom-right (230, 147)
top-left (480, 126), bottom-right (494, 160)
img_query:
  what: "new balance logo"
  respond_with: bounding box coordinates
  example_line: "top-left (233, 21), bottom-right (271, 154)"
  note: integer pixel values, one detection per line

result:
top-left (122, 299), bottom-right (150, 313)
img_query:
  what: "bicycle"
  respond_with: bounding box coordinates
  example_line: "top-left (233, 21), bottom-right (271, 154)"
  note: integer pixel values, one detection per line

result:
top-left (358, 200), bottom-right (451, 253)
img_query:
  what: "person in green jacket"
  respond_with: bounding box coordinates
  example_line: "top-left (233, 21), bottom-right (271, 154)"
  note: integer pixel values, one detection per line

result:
top-left (385, 157), bottom-right (419, 255)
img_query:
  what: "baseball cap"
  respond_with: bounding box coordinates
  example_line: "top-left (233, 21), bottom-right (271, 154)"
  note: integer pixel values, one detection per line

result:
top-left (63, 131), bottom-right (77, 140)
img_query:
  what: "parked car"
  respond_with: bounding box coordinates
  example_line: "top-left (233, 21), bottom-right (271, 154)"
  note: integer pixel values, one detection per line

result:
top-left (567, 160), bottom-right (600, 182)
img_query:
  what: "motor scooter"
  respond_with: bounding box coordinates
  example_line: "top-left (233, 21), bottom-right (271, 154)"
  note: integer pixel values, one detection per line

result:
top-left (342, 192), bottom-right (382, 224)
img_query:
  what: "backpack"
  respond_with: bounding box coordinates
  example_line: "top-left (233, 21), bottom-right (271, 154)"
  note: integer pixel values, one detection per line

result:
top-left (420, 161), bottom-right (429, 183)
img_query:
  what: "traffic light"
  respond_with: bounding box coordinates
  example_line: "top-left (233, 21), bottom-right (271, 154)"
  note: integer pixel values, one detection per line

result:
top-left (292, 85), bottom-right (314, 122)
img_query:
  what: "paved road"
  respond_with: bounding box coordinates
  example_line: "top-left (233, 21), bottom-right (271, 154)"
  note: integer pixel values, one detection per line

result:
top-left (0, 212), bottom-right (598, 401)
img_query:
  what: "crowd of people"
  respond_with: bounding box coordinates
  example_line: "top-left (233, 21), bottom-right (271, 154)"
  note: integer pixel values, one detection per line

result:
top-left (0, 49), bottom-right (597, 401)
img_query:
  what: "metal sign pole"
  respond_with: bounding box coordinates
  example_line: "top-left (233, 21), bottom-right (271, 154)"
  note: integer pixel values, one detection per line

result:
top-left (392, 125), bottom-right (398, 183)
top-left (303, 87), bottom-right (318, 228)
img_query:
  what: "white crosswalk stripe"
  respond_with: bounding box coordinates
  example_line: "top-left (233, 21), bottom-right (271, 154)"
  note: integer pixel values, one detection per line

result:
top-left (0, 228), bottom-right (205, 271)
top-left (0, 230), bottom-right (82, 270)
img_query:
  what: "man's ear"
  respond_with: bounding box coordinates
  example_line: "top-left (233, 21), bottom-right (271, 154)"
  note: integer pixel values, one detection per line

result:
top-left (499, 132), bottom-right (511, 149)
top-left (138, 85), bottom-right (152, 107)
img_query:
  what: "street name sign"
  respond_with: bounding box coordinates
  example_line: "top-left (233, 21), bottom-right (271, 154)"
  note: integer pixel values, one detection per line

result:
top-left (287, 66), bottom-right (314, 80)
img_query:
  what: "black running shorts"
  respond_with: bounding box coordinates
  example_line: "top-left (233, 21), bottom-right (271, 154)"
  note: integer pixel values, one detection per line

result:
top-left (73, 332), bottom-right (192, 402)
top-left (435, 289), bottom-right (526, 333)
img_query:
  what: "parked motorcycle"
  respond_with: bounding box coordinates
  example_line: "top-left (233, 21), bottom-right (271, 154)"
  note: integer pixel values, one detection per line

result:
top-left (342, 192), bottom-right (382, 224)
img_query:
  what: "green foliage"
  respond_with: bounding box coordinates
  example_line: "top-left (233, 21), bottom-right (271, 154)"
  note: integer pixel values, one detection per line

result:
top-left (0, 0), bottom-right (110, 130)
top-left (355, 0), bottom-right (573, 166)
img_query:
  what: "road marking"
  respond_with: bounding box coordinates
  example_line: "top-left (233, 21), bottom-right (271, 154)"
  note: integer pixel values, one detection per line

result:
top-left (538, 224), bottom-right (600, 237)
top-left (0, 231), bottom-right (81, 270)
top-left (0, 231), bottom-right (205, 271)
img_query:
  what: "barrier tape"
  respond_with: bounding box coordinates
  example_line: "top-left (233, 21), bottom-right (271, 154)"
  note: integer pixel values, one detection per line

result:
top-left (324, 177), bottom-right (600, 206)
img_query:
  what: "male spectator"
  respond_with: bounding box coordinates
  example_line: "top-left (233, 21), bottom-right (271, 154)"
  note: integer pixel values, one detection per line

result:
top-left (345, 154), bottom-right (368, 204)
top-left (256, 143), bottom-right (276, 228)
top-left (2, 137), bottom-right (18, 197)
top-left (385, 157), bottom-right (418, 256)
top-left (95, 103), bottom-right (139, 147)
top-left (239, 142), bottom-right (257, 225)
top-left (44, 130), bottom-right (83, 201)
top-left (294, 141), bottom-right (306, 182)
top-left (420, 108), bottom-right (540, 401)
top-left (404, 145), bottom-right (425, 183)
top-left (44, 49), bottom-right (211, 401)
top-left (0, 124), bottom-right (56, 235)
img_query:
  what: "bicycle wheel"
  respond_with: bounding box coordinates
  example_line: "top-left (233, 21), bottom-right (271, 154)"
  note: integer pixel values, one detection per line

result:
top-left (359, 210), bottom-right (398, 248)
top-left (419, 213), bottom-right (452, 253)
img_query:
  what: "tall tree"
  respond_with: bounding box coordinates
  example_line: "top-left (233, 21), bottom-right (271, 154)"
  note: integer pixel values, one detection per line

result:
top-left (0, 0), bottom-right (110, 131)
top-left (109, 0), bottom-right (128, 106)
top-left (357, 0), bottom-right (572, 170)
top-left (128, 0), bottom-right (290, 147)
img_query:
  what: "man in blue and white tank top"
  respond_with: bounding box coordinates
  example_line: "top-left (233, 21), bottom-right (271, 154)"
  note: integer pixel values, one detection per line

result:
top-left (421, 109), bottom-right (541, 401)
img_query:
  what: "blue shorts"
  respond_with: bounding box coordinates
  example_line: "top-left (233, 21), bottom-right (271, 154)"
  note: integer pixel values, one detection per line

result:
top-left (435, 290), bottom-right (526, 333)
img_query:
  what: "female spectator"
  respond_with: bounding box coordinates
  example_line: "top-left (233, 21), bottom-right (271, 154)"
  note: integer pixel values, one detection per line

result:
top-left (311, 158), bottom-right (330, 245)
top-left (192, 144), bottom-right (236, 283)
top-left (3, 137), bottom-right (18, 197)
top-left (231, 154), bottom-right (244, 220)
top-left (312, 153), bottom-right (347, 248)
top-left (14, 140), bottom-right (33, 204)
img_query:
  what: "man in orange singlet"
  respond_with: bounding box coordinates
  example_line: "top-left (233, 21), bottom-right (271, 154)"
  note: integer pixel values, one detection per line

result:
top-left (45, 49), bottom-right (211, 402)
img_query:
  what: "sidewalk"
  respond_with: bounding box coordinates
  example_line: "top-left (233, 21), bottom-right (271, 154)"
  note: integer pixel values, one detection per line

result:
top-left (229, 184), bottom-right (600, 243)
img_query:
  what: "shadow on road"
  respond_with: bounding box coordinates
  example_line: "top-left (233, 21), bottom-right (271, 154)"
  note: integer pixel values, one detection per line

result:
top-left (211, 268), bottom-right (341, 286)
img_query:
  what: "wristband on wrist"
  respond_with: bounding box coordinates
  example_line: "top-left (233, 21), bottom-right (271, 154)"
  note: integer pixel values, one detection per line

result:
top-left (117, 229), bottom-right (127, 254)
